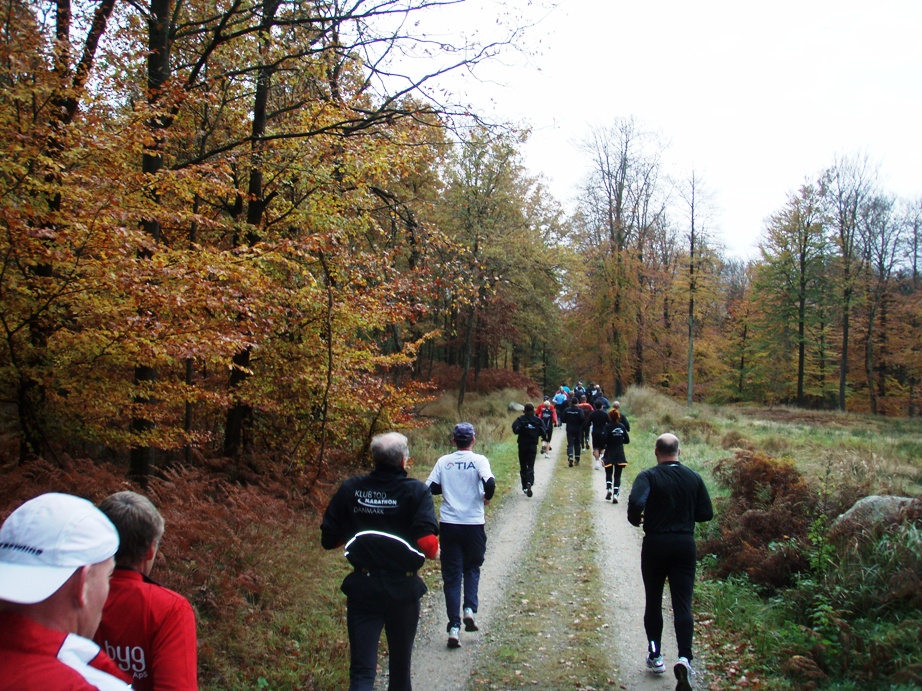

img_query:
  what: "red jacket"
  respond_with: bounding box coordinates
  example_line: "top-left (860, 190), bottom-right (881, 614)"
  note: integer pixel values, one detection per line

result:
top-left (0, 611), bottom-right (131, 690)
top-left (94, 568), bottom-right (198, 691)
top-left (536, 402), bottom-right (557, 426)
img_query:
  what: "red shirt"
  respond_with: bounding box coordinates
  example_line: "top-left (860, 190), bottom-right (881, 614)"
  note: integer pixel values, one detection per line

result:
top-left (94, 568), bottom-right (198, 691)
top-left (0, 611), bottom-right (131, 690)
top-left (536, 402), bottom-right (557, 425)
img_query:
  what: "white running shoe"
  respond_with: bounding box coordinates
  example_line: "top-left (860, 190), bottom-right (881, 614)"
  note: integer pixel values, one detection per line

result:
top-left (448, 625), bottom-right (461, 648)
top-left (463, 607), bottom-right (479, 631)
top-left (646, 653), bottom-right (665, 674)
top-left (674, 656), bottom-right (694, 690)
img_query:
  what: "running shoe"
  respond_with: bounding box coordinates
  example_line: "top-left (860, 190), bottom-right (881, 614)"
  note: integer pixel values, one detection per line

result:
top-left (525, 483), bottom-right (533, 498)
top-left (605, 489), bottom-right (612, 501)
top-left (463, 607), bottom-right (479, 631)
top-left (646, 653), bottom-right (665, 674)
top-left (674, 656), bottom-right (693, 690)
top-left (448, 625), bottom-right (461, 648)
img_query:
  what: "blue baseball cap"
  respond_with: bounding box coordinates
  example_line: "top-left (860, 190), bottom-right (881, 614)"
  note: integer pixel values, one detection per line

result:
top-left (452, 422), bottom-right (475, 444)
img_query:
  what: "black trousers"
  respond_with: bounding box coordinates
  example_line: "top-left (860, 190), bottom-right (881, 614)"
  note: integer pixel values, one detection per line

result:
top-left (566, 429), bottom-right (582, 461)
top-left (347, 596), bottom-right (420, 690)
top-left (604, 463), bottom-right (625, 489)
top-left (640, 533), bottom-right (697, 661)
top-left (518, 443), bottom-right (537, 489)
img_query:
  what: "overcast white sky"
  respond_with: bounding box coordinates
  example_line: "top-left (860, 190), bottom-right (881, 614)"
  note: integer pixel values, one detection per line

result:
top-left (416, 0), bottom-right (922, 259)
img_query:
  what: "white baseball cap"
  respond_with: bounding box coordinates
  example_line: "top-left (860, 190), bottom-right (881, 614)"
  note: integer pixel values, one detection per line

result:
top-left (0, 492), bottom-right (119, 604)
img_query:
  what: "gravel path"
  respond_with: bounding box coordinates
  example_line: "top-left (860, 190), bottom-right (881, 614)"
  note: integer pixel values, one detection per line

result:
top-left (589, 457), bottom-right (682, 691)
top-left (374, 433), bottom-right (705, 690)
top-left (404, 440), bottom-right (561, 688)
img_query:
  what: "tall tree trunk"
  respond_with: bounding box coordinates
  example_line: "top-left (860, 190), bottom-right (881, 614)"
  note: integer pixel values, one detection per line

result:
top-left (864, 316), bottom-right (877, 415)
top-left (610, 254), bottom-right (625, 395)
top-left (796, 254), bottom-right (807, 405)
top-left (223, 0), bottom-right (279, 456)
top-left (877, 296), bottom-right (888, 402)
top-left (796, 308), bottom-right (806, 406)
top-left (457, 306), bottom-right (476, 411)
top-left (838, 287), bottom-right (852, 411)
top-left (634, 296), bottom-right (646, 386)
top-left (687, 239), bottom-right (696, 408)
top-left (183, 200), bottom-right (200, 463)
top-left (129, 0), bottom-right (171, 483)
top-left (819, 318), bottom-right (829, 404)
top-left (687, 296), bottom-right (694, 407)
top-left (738, 321), bottom-right (749, 397)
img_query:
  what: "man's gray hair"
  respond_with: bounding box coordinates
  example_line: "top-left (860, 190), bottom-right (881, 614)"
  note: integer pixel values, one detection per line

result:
top-left (370, 432), bottom-right (409, 468)
top-left (98, 491), bottom-right (165, 567)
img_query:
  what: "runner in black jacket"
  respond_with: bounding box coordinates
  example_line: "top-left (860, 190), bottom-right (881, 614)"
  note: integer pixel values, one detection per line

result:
top-left (512, 403), bottom-right (544, 497)
top-left (601, 408), bottom-right (630, 502)
top-left (561, 398), bottom-right (586, 467)
top-left (587, 401), bottom-right (610, 470)
top-left (627, 433), bottom-right (713, 686)
top-left (321, 432), bottom-right (439, 691)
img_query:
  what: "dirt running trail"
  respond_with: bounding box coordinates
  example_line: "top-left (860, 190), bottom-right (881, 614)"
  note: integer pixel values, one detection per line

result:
top-left (403, 439), bottom-right (562, 689)
top-left (589, 458), bottom-right (687, 691)
top-left (375, 431), bottom-right (705, 690)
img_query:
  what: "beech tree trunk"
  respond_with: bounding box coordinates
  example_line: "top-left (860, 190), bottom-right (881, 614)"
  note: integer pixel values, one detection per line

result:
top-left (129, 0), bottom-right (170, 483)
top-left (223, 0), bottom-right (279, 457)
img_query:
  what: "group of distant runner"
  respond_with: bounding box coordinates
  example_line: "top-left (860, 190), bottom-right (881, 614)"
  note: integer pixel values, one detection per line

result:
top-left (515, 381), bottom-right (630, 503)
top-left (316, 378), bottom-right (713, 691)
top-left (501, 381), bottom-right (714, 691)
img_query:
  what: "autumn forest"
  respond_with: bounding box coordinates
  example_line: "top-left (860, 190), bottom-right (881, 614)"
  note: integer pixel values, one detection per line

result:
top-left (2, 0), bottom-right (920, 480)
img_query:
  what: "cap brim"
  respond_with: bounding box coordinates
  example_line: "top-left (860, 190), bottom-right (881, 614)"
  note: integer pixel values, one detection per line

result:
top-left (0, 562), bottom-right (78, 604)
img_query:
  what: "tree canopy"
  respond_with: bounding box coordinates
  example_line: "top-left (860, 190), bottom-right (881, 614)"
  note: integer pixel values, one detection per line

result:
top-left (1, 2), bottom-right (920, 481)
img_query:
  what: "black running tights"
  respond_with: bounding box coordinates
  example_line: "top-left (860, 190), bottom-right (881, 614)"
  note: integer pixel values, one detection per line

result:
top-left (640, 533), bottom-right (697, 661)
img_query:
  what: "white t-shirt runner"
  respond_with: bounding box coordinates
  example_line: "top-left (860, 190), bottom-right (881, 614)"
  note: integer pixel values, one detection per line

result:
top-left (426, 450), bottom-right (494, 525)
